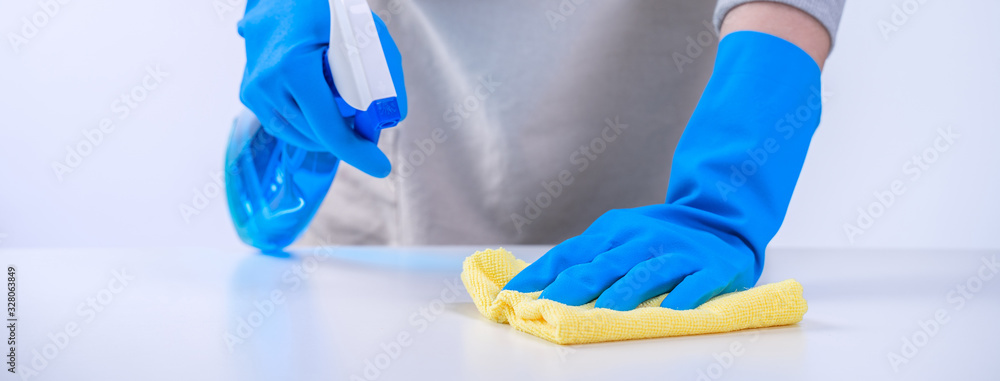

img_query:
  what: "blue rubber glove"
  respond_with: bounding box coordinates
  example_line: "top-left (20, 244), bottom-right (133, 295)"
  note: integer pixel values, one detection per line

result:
top-left (503, 31), bottom-right (823, 311)
top-left (238, 0), bottom-right (407, 178)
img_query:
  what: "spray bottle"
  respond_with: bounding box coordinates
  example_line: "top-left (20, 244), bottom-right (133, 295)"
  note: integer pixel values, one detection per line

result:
top-left (224, 0), bottom-right (401, 252)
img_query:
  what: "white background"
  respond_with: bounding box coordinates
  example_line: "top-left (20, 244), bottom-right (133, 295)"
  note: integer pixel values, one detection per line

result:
top-left (0, 0), bottom-right (996, 249)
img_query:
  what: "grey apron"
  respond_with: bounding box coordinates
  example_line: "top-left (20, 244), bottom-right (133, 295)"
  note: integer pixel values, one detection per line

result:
top-left (302, 0), bottom-right (719, 246)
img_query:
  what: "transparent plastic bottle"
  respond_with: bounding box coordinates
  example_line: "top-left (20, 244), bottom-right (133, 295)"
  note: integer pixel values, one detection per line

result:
top-left (225, 96), bottom-right (399, 252)
top-left (224, 109), bottom-right (340, 252)
top-left (226, 2), bottom-right (402, 252)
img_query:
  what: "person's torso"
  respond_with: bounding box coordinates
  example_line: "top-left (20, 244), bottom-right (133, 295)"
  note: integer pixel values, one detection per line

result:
top-left (302, 0), bottom-right (718, 246)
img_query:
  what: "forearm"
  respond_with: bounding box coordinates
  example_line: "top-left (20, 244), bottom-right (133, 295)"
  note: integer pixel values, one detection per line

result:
top-left (720, 2), bottom-right (831, 69)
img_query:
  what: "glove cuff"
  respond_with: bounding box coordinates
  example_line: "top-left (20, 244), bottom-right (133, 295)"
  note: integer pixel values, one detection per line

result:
top-left (665, 31), bottom-right (825, 277)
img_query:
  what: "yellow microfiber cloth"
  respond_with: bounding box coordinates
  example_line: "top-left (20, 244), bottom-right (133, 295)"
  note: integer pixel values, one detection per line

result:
top-left (461, 248), bottom-right (807, 345)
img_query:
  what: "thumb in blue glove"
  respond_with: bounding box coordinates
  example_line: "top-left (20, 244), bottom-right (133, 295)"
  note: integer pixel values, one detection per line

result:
top-left (503, 31), bottom-right (823, 310)
top-left (238, 0), bottom-right (407, 178)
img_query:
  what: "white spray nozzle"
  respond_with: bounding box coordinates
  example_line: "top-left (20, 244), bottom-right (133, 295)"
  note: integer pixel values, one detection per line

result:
top-left (327, 0), bottom-right (397, 112)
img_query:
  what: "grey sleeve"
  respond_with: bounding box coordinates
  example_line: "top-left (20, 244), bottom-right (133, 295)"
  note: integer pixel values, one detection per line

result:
top-left (714, 0), bottom-right (846, 45)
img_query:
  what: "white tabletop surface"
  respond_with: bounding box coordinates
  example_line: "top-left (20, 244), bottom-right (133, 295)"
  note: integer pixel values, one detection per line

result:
top-left (2, 246), bottom-right (998, 381)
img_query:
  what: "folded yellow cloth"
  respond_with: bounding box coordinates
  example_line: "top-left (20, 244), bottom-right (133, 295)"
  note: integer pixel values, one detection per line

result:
top-left (461, 248), bottom-right (807, 345)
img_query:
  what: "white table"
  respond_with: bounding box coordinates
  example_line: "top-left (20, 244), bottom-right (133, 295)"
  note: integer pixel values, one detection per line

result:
top-left (3, 246), bottom-right (998, 380)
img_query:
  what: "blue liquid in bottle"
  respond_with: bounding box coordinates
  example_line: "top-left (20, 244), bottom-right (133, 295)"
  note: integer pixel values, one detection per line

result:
top-left (224, 109), bottom-right (340, 252)
top-left (226, 46), bottom-right (402, 252)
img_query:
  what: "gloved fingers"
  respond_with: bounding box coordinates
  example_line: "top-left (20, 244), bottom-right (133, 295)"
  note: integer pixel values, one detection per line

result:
top-left (373, 12), bottom-right (407, 119)
top-left (660, 270), bottom-right (734, 311)
top-left (266, 96), bottom-right (327, 151)
top-left (502, 235), bottom-right (612, 293)
top-left (259, 105), bottom-right (326, 152)
top-left (286, 51), bottom-right (391, 177)
top-left (538, 243), bottom-right (655, 306)
top-left (594, 254), bottom-right (700, 311)
top-left (240, 69), bottom-right (326, 152)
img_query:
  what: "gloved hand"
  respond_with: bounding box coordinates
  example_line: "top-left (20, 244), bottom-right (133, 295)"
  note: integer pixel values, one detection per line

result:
top-left (503, 31), bottom-right (824, 310)
top-left (238, 0), bottom-right (407, 178)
